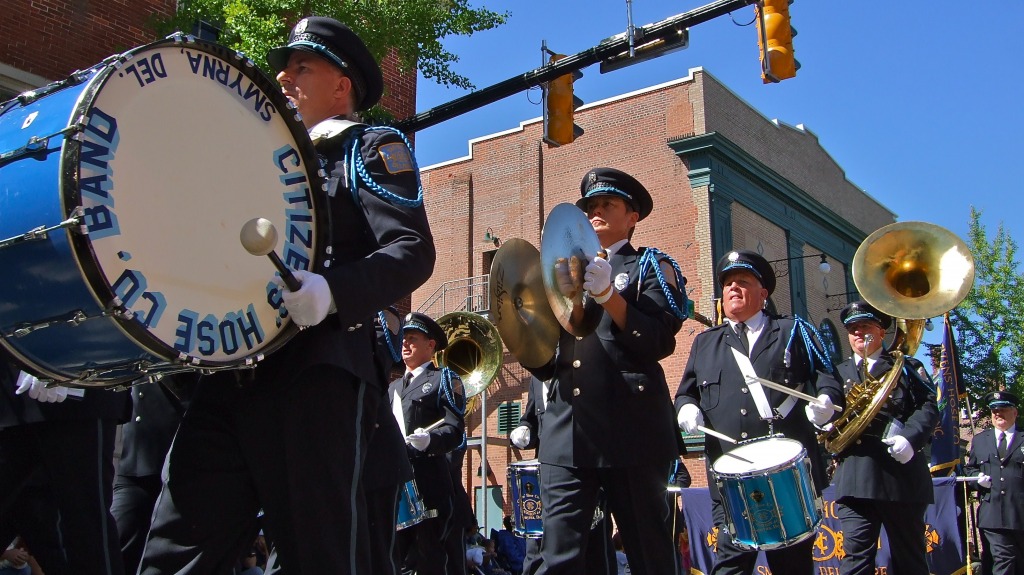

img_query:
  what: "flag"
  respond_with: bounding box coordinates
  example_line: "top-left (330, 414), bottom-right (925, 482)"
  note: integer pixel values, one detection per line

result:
top-left (930, 313), bottom-right (963, 475)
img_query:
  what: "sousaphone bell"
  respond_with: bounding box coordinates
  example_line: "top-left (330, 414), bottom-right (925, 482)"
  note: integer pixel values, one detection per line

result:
top-left (434, 311), bottom-right (503, 399)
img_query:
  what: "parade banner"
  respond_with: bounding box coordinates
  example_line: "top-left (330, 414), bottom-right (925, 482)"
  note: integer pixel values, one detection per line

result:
top-left (682, 477), bottom-right (965, 575)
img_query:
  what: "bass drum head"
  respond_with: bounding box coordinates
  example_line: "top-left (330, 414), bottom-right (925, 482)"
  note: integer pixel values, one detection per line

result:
top-left (66, 37), bottom-right (324, 371)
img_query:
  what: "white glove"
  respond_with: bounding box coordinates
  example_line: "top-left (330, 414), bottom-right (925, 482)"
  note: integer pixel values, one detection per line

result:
top-left (804, 394), bottom-right (835, 426)
top-left (510, 425), bottom-right (532, 449)
top-left (277, 270), bottom-right (334, 327)
top-left (583, 257), bottom-right (613, 303)
top-left (882, 435), bottom-right (913, 464)
top-left (677, 404), bottom-right (704, 434)
top-left (15, 371), bottom-right (67, 403)
top-left (977, 473), bottom-right (992, 489)
top-left (407, 429), bottom-right (431, 452)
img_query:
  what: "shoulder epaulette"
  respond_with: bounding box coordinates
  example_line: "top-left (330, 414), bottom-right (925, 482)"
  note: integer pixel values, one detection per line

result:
top-left (346, 125), bottom-right (424, 208)
top-left (637, 247), bottom-right (688, 320)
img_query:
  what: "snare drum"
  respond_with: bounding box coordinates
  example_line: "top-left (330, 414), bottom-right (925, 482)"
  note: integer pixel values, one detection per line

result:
top-left (712, 436), bottom-right (822, 551)
top-left (508, 460), bottom-right (543, 538)
top-left (396, 479), bottom-right (436, 530)
top-left (0, 36), bottom-right (323, 385)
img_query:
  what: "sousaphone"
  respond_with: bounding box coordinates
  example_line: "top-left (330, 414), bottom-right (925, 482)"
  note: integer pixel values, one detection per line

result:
top-left (820, 221), bottom-right (975, 454)
top-left (435, 311), bottom-right (503, 399)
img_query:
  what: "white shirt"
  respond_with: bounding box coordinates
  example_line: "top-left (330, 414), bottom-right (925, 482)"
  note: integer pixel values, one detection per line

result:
top-left (996, 426), bottom-right (1016, 450)
top-left (728, 310), bottom-right (766, 351)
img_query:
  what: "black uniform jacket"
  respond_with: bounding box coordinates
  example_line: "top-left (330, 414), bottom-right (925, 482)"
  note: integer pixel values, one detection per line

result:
top-left (528, 244), bottom-right (684, 468)
top-left (832, 355), bottom-right (938, 504)
top-left (388, 365), bottom-right (465, 511)
top-left (118, 374), bottom-right (196, 477)
top-left (257, 124), bottom-right (435, 389)
top-left (966, 427), bottom-right (1024, 530)
top-left (0, 362), bottom-right (130, 429)
top-left (674, 314), bottom-right (843, 498)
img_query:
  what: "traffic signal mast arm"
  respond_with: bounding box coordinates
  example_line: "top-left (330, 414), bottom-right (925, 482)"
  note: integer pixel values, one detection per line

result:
top-left (392, 0), bottom-right (757, 134)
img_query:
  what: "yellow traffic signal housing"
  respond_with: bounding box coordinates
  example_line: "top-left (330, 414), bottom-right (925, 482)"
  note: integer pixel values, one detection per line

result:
top-left (756, 0), bottom-right (798, 83)
top-left (543, 54), bottom-right (584, 146)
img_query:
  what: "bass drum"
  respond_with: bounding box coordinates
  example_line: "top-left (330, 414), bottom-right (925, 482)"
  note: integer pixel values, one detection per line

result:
top-left (0, 35), bottom-right (325, 386)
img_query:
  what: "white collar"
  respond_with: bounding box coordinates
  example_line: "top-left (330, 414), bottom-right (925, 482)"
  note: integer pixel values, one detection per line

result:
top-left (602, 238), bottom-right (629, 257)
top-left (728, 311), bottom-right (766, 333)
top-left (406, 360), bottom-right (434, 380)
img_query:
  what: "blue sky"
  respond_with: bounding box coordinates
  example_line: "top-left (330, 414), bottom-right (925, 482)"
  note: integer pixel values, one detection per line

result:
top-left (410, 0), bottom-right (1023, 348)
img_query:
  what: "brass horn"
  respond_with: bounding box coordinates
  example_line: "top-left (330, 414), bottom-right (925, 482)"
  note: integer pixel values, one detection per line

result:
top-left (820, 221), bottom-right (975, 454)
top-left (434, 311), bottom-right (504, 399)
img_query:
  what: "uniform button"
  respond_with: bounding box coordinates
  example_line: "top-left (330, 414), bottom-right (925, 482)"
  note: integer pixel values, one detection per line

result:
top-left (347, 326), bottom-right (356, 332)
top-left (856, 439), bottom-right (862, 445)
top-left (740, 408), bottom-right (747, 416)
top-left (138, 392), bottom-right (144, 398)
top-left (632, 330), bottom-right (641, 337)
top-left (637, 385), bottom-right (645, 392)
top-left (1001, 477), bottom-right (1006, 482)
top-left (576, 336), bottom-right (583, 341)
top-left (572, 360), bottom-right (581, 368)
top-left (573, 388), bottom-right (581, 397)
top-left (741, 388), bottom-right (748, 394)
top-left (135, 416), bottom-right (142, 422)
top-left (354, 323), bottom-right (363, 329)
top-left (740, 432), bottom-right (748, 439)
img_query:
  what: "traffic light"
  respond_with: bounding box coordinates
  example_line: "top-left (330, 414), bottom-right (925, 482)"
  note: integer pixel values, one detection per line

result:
top-left (755, 0), bottom-right (799, 83)
top-left (542, 54), bottom-right (584, 146)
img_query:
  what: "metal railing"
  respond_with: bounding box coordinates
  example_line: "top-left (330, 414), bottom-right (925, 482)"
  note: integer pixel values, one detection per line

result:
top-left (418, 274), bottom-right (491, 318)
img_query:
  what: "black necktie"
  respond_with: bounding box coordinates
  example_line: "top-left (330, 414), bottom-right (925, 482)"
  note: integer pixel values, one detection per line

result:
top-left (735, 322), bottom-right (749, 356)
top-left (403, 372), bottom-right (413, 389)
top-left (998, 432), bottom-right (1008, 459)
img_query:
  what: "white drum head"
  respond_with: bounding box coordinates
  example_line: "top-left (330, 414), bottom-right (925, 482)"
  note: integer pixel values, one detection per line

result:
top-left (713, 437), bottom-right (804, 475)
top-left (71, 40), bottom-right (320, 365)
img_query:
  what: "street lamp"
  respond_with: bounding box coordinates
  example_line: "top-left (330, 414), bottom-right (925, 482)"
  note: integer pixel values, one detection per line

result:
top-left (768, 253), bottom-right (830, 278)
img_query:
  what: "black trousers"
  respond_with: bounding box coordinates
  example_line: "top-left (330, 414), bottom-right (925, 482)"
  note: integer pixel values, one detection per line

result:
top-left (981, 527), bottom-right (1024, 575)
top-left (366, 483), bottom-right (401, 575)
top-left (111, 473), bottom-right (163, 575)
top-left (0, 418), bottom-right (123, 575)
top-left (140, 365), bottom-right (379, 574)
top-left (837, 497), bottom-right (929, 575)
top-left (520, 516), bottom-right (615, 575)
top-left (0, 472), bottom-right (69, 575)
top-left (536, 462), bottom-right (676, 575)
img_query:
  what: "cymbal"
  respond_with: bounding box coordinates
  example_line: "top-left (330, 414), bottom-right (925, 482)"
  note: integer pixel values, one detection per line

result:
top-left (489, 239), bottom-right (559, 368)
top-left (540, 203), bottom-right (603, 337)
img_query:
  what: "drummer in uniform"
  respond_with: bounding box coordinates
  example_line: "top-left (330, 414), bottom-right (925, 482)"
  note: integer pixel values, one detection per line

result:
top-left (388, 312), bottom-right (466, 575)
top-left (140, 16), bottom-right (435, 574)
top-left (675, 249), bottom-right (843, 575)
top-left (522, 167), bottom-right (688, 575)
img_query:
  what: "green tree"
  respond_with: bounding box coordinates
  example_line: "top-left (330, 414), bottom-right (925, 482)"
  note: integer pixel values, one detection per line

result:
top-left (950, 207), bottom-right (1024, 409)
top-left (155, 0), bottom-right (507, 92)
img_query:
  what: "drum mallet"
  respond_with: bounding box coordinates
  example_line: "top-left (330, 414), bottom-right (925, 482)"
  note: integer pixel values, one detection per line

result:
top-left (240, 217), bottom-right (302, 291)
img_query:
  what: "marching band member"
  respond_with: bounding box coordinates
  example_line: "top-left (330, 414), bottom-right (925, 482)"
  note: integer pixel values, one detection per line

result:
top-left (524, 167), bottom-right (687, 575)
top-left (966, 390), bottom-right (1024, 575)
top-left (388, 313), bottom-right (466, 575)
top-left (832, 301), bottom-right (937, 575)
top-left (675, 249), bottom-right (842, 575)
top-left (140, 17), bottom-right (435, 574)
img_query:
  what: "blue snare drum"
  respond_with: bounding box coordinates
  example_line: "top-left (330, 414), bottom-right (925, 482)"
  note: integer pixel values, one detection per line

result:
top-left (509, 459), bottom-right (542, 539)
top-left (0, 36), bottom-right (324, 386)
top-left (396, 479), bottom-right (436, 530)
top-left (712, 436), bottom-right (822, 551)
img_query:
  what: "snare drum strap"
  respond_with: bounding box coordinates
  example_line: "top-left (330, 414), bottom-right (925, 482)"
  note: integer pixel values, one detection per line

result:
top-left (729, 348), bottom-right (800, 420)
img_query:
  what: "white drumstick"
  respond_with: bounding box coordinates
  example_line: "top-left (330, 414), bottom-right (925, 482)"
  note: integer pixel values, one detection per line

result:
top-left (956, 476), bottom-right (984, 483)
top-left (746, 376), bottom-right (843, 413)
top-left (697, 425), bottom-right (738, 444)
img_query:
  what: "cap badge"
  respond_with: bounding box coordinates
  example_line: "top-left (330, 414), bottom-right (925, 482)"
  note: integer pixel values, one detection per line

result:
top-left (727, 251), bottom-right (740, 262)
top-left (294, 18), bottom-right (308, 34)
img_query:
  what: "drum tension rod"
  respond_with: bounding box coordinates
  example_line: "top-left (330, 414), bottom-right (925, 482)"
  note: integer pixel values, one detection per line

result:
top-left (0, 209), bottom-right (83, 250)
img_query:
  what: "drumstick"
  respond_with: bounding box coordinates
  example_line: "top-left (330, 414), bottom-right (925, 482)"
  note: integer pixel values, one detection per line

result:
top-left (746, 376), bottom-right (843, 413)
top-left (956, 476), bottom-right (984, 483)
top-left (406, 418), bottom-right (447, 443)
top-left (697, 425), bottom-right (738, 444)
top-left (239, 218), bottom-right (302, 291)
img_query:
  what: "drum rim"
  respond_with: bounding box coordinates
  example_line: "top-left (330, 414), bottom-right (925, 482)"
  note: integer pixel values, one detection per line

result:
top-left (49, 36), bottom-right (326, 382)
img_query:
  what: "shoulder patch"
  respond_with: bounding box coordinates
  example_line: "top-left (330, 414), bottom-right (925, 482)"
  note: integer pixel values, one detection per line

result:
top-left (379, 142), bottom-right (414, 174)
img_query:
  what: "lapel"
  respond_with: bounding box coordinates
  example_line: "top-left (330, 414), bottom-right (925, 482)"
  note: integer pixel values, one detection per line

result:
top-left (1003, 430), bottom-right (1022, 463)
top-left (749, 314), bottom-right (778, 363)
top-left (611, 244), bottom-right (639, 284)
top-left (400, 365), bottom-right (436, 401)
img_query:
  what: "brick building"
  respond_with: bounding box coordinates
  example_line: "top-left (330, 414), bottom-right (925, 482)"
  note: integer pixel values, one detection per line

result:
top-left (417, 68), bottom-right (895, 525)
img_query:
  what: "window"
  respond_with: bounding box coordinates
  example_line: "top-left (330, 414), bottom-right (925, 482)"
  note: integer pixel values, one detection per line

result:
top-left (496, 401), bottom-right (521, 436)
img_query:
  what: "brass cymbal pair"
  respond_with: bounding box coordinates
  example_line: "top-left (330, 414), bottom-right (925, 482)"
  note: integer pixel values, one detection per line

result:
top-left (488, 204), bottom-right (603, 368)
